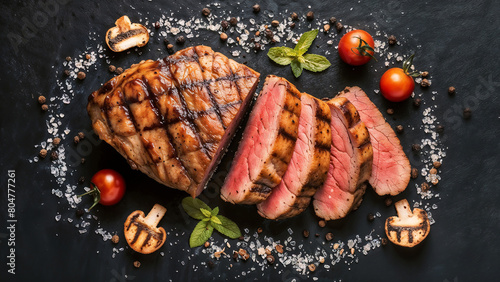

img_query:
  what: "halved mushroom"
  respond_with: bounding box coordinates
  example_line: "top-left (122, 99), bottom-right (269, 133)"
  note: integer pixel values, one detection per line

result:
top-left (106, 15), bottom-right (149, 52)
top-left (385, 199), bottom-right (430, 247)
top-left (124, 204), bottom-right (166, 254)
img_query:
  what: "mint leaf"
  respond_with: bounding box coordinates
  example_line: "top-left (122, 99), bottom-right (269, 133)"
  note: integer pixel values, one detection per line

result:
top-left (294, 29), bottom-right (319, 56)
top-left (302, 54), bottom-right (331, 72)
top-left (200, 208), bottom-right (212, 218)
top-left (268, 47), bottom-right (297, 65)
top-left (291, 58), bottom-right (303, 78)
top-left (211, 206), bottom-right (219, 216)
top-left (211, 215), bottom-right (222, 225)
top-left (212, 215), bottom-right (241, 239)
top-left (182, 197), bottom-right (211, 220)
top-left (189, 220), bottom-right (213, 248)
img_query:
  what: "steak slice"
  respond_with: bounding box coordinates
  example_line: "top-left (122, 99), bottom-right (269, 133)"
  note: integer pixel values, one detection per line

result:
top-left (87, 46), bottom-right (259, 197)
top-left (257, 94), bottom-right (331, 220)
top-left (338, 87), bottom-right (411, 196)
top-left (220, 75), bottom-right (302, 204)
top-left (313, 97), bottom-right (373, 220)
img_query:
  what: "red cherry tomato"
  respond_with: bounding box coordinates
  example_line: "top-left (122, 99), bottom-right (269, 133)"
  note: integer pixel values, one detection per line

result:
top-left (338, 30), bottom-right (376, 66)
top-left (379, 68), bottom-right (415, 102)
top-left (80, 169), bottom-right (126, 210)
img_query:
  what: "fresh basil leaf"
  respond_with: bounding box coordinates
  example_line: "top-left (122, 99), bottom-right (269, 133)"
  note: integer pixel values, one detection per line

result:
top-left (291, 58), bottom-right (303, 78)
top-left (211, 215), bottom-right (222, 225)
top-left (189, 220), bottom-right (213, 248)
top-left (182, 197), bottom-right (211, 220)
top-left (211, 206), bottom-right (219, 216)
top-left (302, 54), bottom-right (331, 72)
top-left (294, 29), bottom-right (319, 56)
top-left (202, 217), bottom-right (210, 222)
top-left (212, 215), bottom-right (241, 239)
top-left (200, 208), bottom-right (212, 218)
top-left (268, 47), bottom-right (297, 65)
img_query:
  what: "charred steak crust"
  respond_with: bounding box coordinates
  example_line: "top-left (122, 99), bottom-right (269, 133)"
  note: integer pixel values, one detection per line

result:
top-left (87, 46), bottom-right (259, 197)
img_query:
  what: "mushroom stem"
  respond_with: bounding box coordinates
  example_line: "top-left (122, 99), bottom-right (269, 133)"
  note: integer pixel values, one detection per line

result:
top-left (144, 204), bottom-right (167, 227)
top-left (395, 199), bottom-right (412, 218)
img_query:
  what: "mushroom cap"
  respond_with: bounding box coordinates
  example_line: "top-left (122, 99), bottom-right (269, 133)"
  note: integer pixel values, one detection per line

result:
top-left (385, 199), bottom-right (430, 247)
top-left (124, 205), bottom-right (166, 254)
top-left (106, 15), bottom-right (149, 52)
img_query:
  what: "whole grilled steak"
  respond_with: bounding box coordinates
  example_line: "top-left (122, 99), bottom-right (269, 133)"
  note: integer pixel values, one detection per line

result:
top-left (257, 94), bottom-right (331, 220)
top-left (338, 87), bottom-right (410, 196)
top-left (220, 75), bottom-right (302, 204)
top-left (87, 46), bottom-right (260, 197)
top-left (313, 97), bottom-right (373, 220)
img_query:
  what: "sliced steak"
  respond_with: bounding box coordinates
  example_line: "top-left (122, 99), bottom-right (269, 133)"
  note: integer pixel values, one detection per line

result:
top-left (220, 75), bottom-right (302, 204)
top-left (313, 97), bottom-right (373, 220)
top-left (257, 94), bottom-right (332, 220)
top-left (338, 87), bottom-right (411, 196)
top-left (87, 46), bottom-right (259, 197)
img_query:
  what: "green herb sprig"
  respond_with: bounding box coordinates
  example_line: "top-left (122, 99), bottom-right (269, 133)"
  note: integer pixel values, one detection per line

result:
top-left (182, 197), bottom-right (242, 248)
top-left (267, 29), bottom-right (331, 78)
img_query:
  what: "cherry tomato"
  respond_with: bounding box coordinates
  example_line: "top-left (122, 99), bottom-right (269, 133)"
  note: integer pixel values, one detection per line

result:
top-left (379, 68), bottom-right (415, 102)
top-left (80, 169), bottom-right (126, 210)
top-left (338, 30), bottom-right (376, 66)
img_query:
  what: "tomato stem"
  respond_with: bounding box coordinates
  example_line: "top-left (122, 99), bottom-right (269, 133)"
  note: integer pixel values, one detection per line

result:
top-left (78, 182), bottom-right (101, 211)
top-left (351, 36), bottom-right (377, 62)
top-left (402, 53), bottom-right (420, 77)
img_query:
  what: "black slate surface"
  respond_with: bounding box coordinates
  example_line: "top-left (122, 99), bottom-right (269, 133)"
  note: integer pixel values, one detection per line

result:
top-left (1, 0), bottom-right (499, 281)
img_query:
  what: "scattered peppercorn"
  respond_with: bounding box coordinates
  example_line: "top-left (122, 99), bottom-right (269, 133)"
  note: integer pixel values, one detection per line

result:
top-left (420, 78), bottom-right (430, 87)
top-left (50, 151), bottom-right (58, 160)
top-left (329, 17), bottom-right (337, 24)
top-left (238, 236), bottom-right (244, 241)
top-left (238, 248), bottom-right (250, 260)
top-left (432, 178), bottom-right (439, 185)
top-left (411, 167), bottom-right (419, 179)
top-left (388, 35), bottom-right (397, 45)
top-left (81, 158), bottom-right (86, 164)
top-left (335, 21), bottom-right (344, 32)
top-left (39, 149), bottom-right (48, 158)
top-left (229, 17), bottom-right (238, 26)
top-left (367, 213), bottom-right (375, 222)
top-left (257, 227), bottom-right (263, 233)
top-left (221, 20), bottom-right (229, 30)
top-left (204, 241), bottom-right (210, 248)
top-left (176, 36), bottom-right (186, 45)
top-left (308, 264), bottom-right (316, 272)
top-left (74, 136), bottom-right (80, 144)
top-left (78, 176), bottom-right (85, 184)
top-left (319, 256), bottom-right (325, 264)
top-left (232, 251), bottom-right (239, 260)
top-left (386, 108), bottom-right (394, 115)
top-left (252, 4), bottom-right (261, 13)
top-left (266, 254), bottom-right (275, 264)
top-left (396, 125), bottom-right (404, 133)
top-left (275, 244), bottom-right (284, 254)
top-left (289, 22), bottom-right (295, 28)
top-left (220, 32), bottom-right (228, 41)
top-left (78, 132), bottom-right (85, 139)
top-left (421, 182), bottom-right (430, 192)
top-left (413, 98), bottom-right (422, 107)
top-left (85, 54), bottom-right (91, 60)
top-left (133, 261), bottom-right (141, 268)
top-left (254, 43), bottom-right (262, 51)
top-left (77, 71), bottom-right (86, 80)
top-left (63, 69), bottom-right (70, 77)
top-left (207, 260), bottom-right (215, 268)
top-left (265, 248), bottom-right (271, 255)
top-left (381, 237), bottom-right (388, 246)
top-left (384, 197), bottom-right (393, 207)
top-left (303, 230), bottom-right (310, 238)
top-left (265, 29), bottom-right (274, 39)
top-left (65, 56), bottom-right (72, 62)
top-left (436, 124), bottom-right (445, 133)
top-left (291, 12), bottom-right (298, 21)
top-left (412, 144), bottom-right (421, 152)
top-left (53, 137), bottom-right (61, 146)
top-left (315, 233), bottom-right (320, 237)
top-left (324, 24), bottom-right (331, 32)
top-left (421, 71), bottom-right (429, 78)
top-left (448, 86), bottom-right (456, 95)
top-left (166, 44), bottom-right (174, 54)
top-left (41, 104), bottom-right (49, 111)
top-left (429, 168), bottom-right (437, 175)
top-left (318, 220), bottom-right (326, 228)
top-left (325, 232), bottom-right (334, 241)
top-left (201, 7), bottom-right (211, 17)
top-left (38, 95), bottom-right (46, 104)
top-left (433, 161), bottom-right (442, 168)
top-left (463, 108), bottom-right (472, 119)
top-left (109, 65), bottom-right (116, 73)
top-left (112, 234), bottom-right (119, 244)
top-left (116, 67), bottom-right (124, 75)
top-left (154, 21), bottom-right (160, 29)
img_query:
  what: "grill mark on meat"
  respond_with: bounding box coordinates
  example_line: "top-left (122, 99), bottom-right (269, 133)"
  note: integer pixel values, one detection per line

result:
top-left (278, 128), bottom-right (297, 142)
top-left (221, 51), bottom-right (243, 102)
top-left (314, 142), bottom-right (331, 152)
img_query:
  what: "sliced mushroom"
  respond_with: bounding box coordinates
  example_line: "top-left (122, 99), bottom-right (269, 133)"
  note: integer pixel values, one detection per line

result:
top-left (106, 15), bottom-right (149, 52)
top-left (385, 199), bottom-right (430, 247)
top-left (124, 204), bottom-right (166, 254)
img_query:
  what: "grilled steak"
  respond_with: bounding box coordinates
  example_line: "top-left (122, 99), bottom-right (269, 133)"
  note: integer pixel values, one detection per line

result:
top-left (338, 87), bottom-right (410, 196)
top-left (87, 46), bottom-right (259, 197)
top-left (257, 94), bottom-right (331, 220)
top-left (313, 97), bottom-right (373, 220)
top-left (220, 75), bottom-right (302, 204)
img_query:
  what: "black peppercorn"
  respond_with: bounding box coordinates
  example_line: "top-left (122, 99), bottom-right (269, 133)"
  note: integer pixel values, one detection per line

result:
top-left (325, 232), bottom-right (334, 241)
top-left (396, 125), bottom-right (404, 133)
top-left (463, 108), bottom-right (472, 119)
top-left (291, 12), bottom-right (298, 21)
top-left (303, 230), bottom-right (309, 238)
top-left (202, 7), bottom-right (211, 17)
top-left (329, 17), bottom-right (337, 25)
top-left (436, 124), bottom-right (444, 133)
top-left (412, 144), bottom-right (421, 152)
top-left (367, 213), bottom-right (375, 222)
top-left (75, 209), bottom-right (85, 217)
top-left (63, 69), bottom-right (70, 77)
top-left (265, 29), bottom-right (273, 40)
top-left (176, 36), bottom-right (186, 45)
top-left (266, 254), bottom-right (275, 264)
top-left (388, 35), bottom-right (397, 45)
top-left (306, 11), bottom-right (314, 21)
top-left (221, 20), bottom-right (229, 30)
top-left (413, 98), bottom-right (422, 107)
top-left (252, 4), bottom-right (260, 13)
top-left (335, 21), bottom-right (344, 32)
top-left (230, 17), bottom-right (238, 26)
top-left (254, 43), bottom-right (261, 51)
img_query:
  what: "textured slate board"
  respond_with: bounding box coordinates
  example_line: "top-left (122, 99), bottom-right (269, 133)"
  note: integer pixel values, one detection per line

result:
top-left (1, 0), bottom-right (499, 281)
